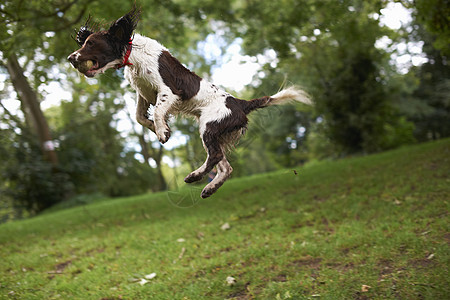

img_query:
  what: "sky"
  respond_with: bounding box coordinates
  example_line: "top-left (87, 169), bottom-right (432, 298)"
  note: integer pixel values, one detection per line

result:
top-left (211, 2), bottom-right (426, 89)
top-left (0, 2), bottom-right (427, 157)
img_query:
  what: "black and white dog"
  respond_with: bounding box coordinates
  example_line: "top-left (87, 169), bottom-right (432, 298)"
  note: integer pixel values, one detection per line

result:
top-left (68, 7), bottom-right (311, 198)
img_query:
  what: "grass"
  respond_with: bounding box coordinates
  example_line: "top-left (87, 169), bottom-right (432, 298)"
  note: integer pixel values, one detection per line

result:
top-left (0, 139), bottom-right (449, 299)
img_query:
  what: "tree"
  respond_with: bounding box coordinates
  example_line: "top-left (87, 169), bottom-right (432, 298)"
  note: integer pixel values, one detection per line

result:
top-left (1, 0), bottom-right (93, 163)
top-left (5, 54), bottom-right (58, 166)
top-left (125, 108), bottom-right (167, 191)
top-left (0, 0), bottom-right (217, 215)
top-left (0, 0), bottom-right (92, 213)
top-left (412, 0), bottom-right (450, 56)
top-left (0, 100), bottom-right (73, 214)
top-left (209, 0), bottom-right (415, 155)
top-left (405, 1), bottom-right (450, 140)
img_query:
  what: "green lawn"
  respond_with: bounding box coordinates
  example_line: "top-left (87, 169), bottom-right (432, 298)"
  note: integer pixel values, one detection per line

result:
top-left (1, 139), bottom-right (449, 299)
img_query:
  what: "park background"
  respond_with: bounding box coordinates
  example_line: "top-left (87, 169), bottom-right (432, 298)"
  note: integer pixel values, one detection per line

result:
top-left (0, 1), bottom-right (449, 299)
top-left (1, 0), bottom-right (448, 219)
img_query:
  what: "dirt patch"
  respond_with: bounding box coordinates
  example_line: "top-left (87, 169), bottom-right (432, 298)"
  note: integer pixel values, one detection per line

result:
top-left (444, 232), bottom-right (450, 246)
top-left (325, 261), bottom-right (355, 273)
top-left (53, 260), bottom-right (72, 273)
top-left (313, 195), bottom-right (328, 202)
top-left (321, 218), bottom-right (335, 233)
top-left (410, 258), bottom-right (435, 269)
top-left (85, 247), bottom-right (105, 256)
top-left (378, 259), bottom-right (394, 276)
top-left (193, 269), bottom-right (206, 278)
top-left (340, 245), bottom-right (359, 255)
top-left (290, 256), bottom-right (322, 270)
top-left (273, 274), bottom-right (288, 282)
top-left (226, 290), bottom-right (250, 300)
top-left (226, 282), bottom-right (252, 300)
top-left (353, 291), bottom-right (371, 300)
top-left (220, 246), bottom-right (234, 253)
top-left (426, 162), bottom-right (440, 171)
top-left (47, 259), bottom-right (73, 279)
top-left (291, 220), bottom-right (314, 229)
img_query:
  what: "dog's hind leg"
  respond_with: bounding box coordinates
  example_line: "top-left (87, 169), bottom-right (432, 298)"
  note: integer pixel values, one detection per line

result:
top-left (201, 157), bottom-right (233, 198)
top-left (154, 90), bottom-right (177, 143)
top-left (185, 100), bottom-right (246, 191)
top-left (136, 93), bottom-right (156, 133)
top-left (184, 129), bottom-right (224, 184)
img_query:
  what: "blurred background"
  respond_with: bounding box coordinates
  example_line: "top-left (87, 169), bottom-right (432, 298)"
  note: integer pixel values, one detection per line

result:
top-left (0, 0), bottom-right (448, 221)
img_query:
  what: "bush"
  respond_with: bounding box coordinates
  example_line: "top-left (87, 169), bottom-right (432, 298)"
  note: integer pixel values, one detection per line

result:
top-left (3, 155), bottom-right (73, 214)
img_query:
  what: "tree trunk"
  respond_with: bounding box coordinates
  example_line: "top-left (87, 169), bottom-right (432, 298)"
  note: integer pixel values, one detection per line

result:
top-left (154, 145), bottom-right (167, 191)
top-left (185, 142), bottom-right (197, 171)
top-left (138, 131), bottom-right (167, 191)
top-left (138, 134), bottom-right (152, 163)
top-left (6, 53), bottom-right (58, 167)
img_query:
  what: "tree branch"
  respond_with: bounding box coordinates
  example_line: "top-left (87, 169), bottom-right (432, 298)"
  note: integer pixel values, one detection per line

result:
top-left (0, 100), bottom-right (34, 139)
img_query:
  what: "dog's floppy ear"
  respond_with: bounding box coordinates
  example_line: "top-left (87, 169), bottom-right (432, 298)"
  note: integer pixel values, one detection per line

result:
top-left (108, 5), bottom-right (141, 43)
top-left (72, 16), bottom-right (97, 47)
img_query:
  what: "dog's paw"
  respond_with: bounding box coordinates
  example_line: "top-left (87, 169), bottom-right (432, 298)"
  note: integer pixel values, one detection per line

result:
top-left (157, 128), bottom-right (171, 144)
top-left (201, 187), bottom-right (215, 199)
top-left (184, 173), bottom-right (204, 183)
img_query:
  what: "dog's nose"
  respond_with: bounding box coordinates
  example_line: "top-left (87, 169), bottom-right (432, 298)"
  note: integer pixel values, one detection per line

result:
top-left (67, 53), bottom-right (75, 62)
top-left (67, 52), bottom-right (79, 67)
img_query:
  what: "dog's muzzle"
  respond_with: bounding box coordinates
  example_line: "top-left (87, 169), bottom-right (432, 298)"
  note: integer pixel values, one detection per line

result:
top-left (67, 52), bottom-right (80, 68)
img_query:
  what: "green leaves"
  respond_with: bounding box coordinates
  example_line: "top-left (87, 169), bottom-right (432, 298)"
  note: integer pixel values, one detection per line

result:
top-left (414, 0), bottom-right (450, 56)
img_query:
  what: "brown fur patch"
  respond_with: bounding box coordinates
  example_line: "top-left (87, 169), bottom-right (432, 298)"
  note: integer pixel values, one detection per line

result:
top-left (158, 50), bottom-right (202, 100)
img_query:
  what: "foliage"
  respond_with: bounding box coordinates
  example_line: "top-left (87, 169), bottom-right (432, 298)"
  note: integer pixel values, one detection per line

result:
top-left (0, 0), bottom-right (92, 86)
top-left (1, 0), bottom-right (449, 216)
top-left (46, 78), bottom-right (160, 197)
top-left (0, 139), bottom-right (448, 298)
top-left (0, 122), bottom-right (72, 214)
top-left (406, 23), bottom-right (450, 141)
top-left (215, 0), bottom-right (416, 155)
top-left (412, 0), bottom-right (450, 56)
top-left (0, 0), bottom-right (212, 214)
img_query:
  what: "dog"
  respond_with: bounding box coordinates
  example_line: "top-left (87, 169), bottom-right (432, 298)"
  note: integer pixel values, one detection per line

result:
top-left (68, 6), bottom-right (311, 198)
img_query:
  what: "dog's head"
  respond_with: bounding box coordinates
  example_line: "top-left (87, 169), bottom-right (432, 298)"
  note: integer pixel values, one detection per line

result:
top-left (68, 6), bottom-right (140, 77)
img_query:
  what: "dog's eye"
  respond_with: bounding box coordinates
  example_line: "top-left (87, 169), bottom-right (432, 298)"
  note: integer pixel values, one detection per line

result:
top-left (85, 40), bottom-right (93, 47)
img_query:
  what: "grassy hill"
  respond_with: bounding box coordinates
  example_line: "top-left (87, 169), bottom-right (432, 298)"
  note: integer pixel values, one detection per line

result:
top-left (0, 139), bottom-right (449, 299)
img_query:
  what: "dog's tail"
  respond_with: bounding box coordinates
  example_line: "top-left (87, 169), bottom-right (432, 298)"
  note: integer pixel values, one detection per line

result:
top-left (242, 86), bottom-right (312, 115)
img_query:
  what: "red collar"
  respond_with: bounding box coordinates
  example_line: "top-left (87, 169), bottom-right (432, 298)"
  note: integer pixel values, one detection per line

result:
top-left (116, 39), bottom-right (133, 69)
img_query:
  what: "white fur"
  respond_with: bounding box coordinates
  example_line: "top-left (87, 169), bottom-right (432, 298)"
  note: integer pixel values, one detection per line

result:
top-left (94, 59), bottom-right (122, 76)
top-left (125, 34), bottom-right (167, 102)
top-left (270, 86), bottom-right (312, 106)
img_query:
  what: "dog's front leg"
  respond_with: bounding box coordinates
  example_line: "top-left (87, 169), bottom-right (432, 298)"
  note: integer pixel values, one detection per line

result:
top-left (136, 93), bottom-right (156, 133)
top-left (154, 91), bottom-right (176, 144)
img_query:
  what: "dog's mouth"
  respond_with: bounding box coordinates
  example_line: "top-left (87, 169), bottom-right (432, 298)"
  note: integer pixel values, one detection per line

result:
top-left (69, 53), bottom-right (123, 78)
top-left (78, 60), bottom-right (100, 77)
